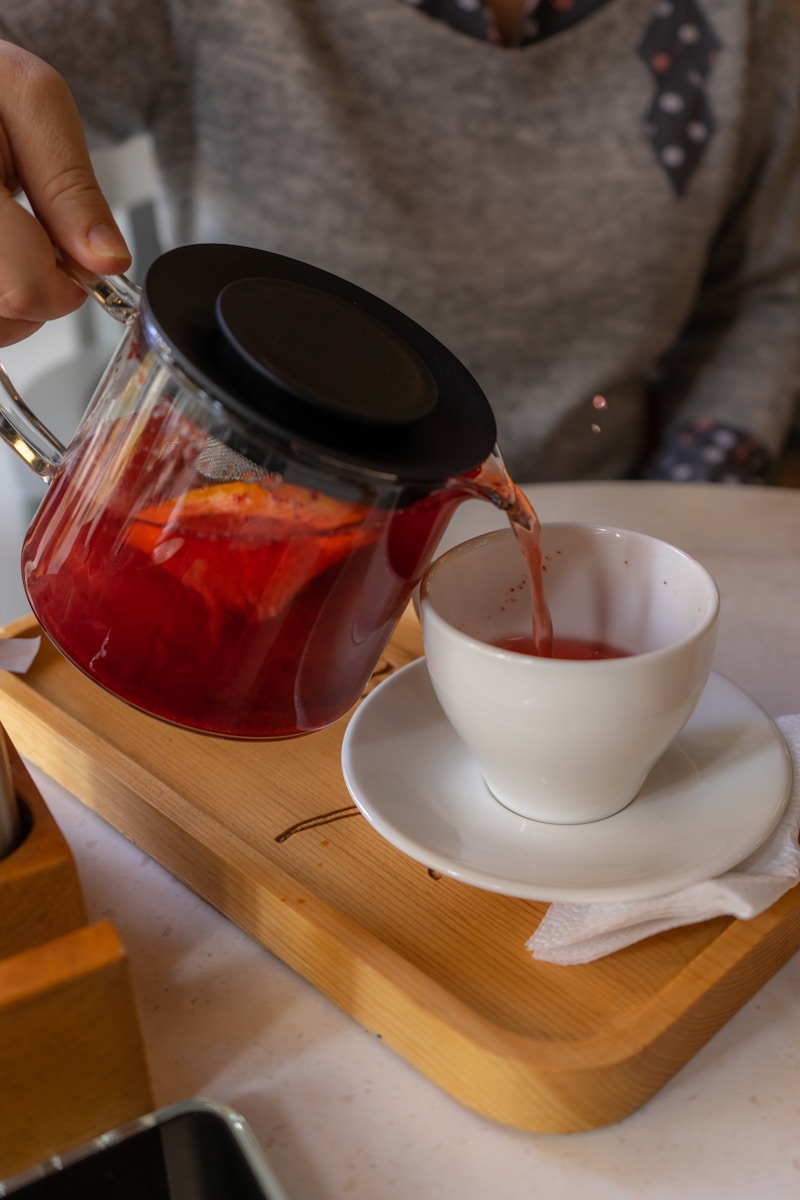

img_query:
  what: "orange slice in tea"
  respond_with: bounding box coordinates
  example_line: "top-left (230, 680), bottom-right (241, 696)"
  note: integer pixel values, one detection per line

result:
top-left (125, 480), bottom-right (376, 618)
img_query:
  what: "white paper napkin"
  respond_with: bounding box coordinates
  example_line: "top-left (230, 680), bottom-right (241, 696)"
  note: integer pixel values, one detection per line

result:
top-left (527, 714), bottom-right (800, 966)
top-left (0, 635), bottom-right (41, 674)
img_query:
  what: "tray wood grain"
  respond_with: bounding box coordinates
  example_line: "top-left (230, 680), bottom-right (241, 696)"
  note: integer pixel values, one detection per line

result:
top-left (1, 612), bottom-right (799, 1133)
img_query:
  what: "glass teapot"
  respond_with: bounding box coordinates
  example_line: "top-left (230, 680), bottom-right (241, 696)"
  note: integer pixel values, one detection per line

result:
top-left (0, 244), bottom-right (497, 738)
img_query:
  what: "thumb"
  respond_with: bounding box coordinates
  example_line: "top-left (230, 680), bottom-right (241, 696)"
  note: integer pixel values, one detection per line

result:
top-left (1, 44), bottom-right (131, 276)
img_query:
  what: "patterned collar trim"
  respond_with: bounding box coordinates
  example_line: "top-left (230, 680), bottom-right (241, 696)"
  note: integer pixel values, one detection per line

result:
top-left (399, 0), bottom-right (722, 193)
top-left (639, 0), bottom-right (722, 193)
top-left (400, 0), bottom-right (610, 48)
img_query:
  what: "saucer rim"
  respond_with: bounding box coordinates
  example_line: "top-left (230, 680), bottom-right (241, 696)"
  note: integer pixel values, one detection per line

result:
top-left (341, 659), bottom-right (792, 904)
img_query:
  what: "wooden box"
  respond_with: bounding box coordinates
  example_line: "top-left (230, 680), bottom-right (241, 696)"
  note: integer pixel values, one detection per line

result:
top-left (0, 730), bottom-right (153, 1181)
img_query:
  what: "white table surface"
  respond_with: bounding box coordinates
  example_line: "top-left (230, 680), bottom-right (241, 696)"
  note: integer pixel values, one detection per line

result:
top-left (6, 480), bottom-right (800, 1200)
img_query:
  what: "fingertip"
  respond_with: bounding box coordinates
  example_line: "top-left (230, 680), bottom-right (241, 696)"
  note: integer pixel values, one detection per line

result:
top-left (85, 220), bottom-right (132, 270)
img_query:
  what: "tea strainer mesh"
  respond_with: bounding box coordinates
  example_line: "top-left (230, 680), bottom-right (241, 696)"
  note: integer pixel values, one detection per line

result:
top-left (196, 437), bottom-right (265, 482)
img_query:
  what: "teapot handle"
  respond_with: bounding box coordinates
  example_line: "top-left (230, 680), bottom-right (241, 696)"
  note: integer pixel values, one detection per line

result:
top-left (0, 359), bottom-right (67, 483)
top-left (0, 263), bottom-right (142, 482)
top-left (59, 254), bottom-right (141, 325)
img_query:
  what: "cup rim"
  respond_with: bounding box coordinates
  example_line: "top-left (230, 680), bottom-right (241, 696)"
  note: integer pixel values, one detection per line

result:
top-left (420, 522), bottom-right (720, 665)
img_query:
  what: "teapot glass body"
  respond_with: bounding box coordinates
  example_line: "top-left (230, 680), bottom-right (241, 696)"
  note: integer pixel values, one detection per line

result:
top-left (1, 247), bottom-right (496, 738)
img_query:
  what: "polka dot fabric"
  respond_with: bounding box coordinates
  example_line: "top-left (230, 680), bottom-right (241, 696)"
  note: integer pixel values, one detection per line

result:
top-left (643, 421), bottom-right (772, 484)
top-left (639, 0), bottom-right (722, 193)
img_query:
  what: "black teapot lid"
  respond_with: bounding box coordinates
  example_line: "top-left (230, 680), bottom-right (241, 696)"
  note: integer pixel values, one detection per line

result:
top-left (142, 244), bottom-right (496, 483)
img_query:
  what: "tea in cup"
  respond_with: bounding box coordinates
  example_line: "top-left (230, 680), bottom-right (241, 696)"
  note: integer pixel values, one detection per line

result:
top-left (419, 523), bottom-right (719, 824)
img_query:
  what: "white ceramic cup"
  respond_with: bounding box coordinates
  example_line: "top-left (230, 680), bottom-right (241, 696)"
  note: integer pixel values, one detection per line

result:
top-left (419, 523), bottom-right (720, 824)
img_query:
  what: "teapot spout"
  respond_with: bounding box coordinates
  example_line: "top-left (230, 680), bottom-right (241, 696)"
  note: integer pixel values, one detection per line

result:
top-left (447, 445), bottom-right (539, 527)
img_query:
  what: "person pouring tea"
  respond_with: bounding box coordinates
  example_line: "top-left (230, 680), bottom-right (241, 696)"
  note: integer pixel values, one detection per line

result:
top-left (0, 0), bottom-right (798, 486)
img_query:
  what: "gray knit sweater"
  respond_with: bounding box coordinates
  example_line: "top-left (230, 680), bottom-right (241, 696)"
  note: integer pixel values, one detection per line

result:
top-left (2, 0), bottom-right (799, 482)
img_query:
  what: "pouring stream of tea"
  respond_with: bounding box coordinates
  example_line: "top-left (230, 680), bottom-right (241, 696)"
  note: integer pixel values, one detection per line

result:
top-left (454, 449), bottom-right (554, 657)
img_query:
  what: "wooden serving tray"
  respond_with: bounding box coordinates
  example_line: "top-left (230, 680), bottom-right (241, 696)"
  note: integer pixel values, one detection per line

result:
top-left (1, 612), bottom-right (799, 1134)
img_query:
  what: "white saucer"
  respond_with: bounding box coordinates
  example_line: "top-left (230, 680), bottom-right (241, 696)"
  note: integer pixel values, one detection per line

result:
top-left (341, 659), bottom-right (793, 903)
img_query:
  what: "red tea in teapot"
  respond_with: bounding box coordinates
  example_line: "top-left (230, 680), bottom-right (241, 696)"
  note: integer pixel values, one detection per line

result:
top-left (22, 409), bottom-right (465, 737)
top-left (22, 406), bottom-right (551, 738)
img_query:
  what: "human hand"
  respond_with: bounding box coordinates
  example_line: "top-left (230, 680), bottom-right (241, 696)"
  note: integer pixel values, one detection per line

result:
top-left (0, 41), bottom-right (131, 347)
